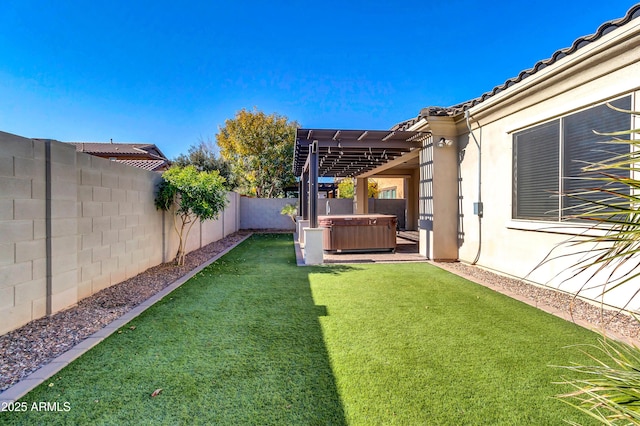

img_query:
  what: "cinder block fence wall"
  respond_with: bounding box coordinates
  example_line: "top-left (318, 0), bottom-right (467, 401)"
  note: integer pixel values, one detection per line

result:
top-left (240, 197), bottom-right (297, 230)
top-left (0, 132), bottom-right (239, 335)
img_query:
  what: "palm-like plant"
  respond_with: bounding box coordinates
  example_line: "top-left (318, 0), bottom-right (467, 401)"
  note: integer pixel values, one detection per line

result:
top-left (556, 338), bottom-right (640, 425)
top-left (543, 105), bottom-right (640, 424)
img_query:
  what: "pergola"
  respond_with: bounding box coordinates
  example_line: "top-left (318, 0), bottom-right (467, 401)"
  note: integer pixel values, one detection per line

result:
top-left (293, 128), bottom-right (427, 228)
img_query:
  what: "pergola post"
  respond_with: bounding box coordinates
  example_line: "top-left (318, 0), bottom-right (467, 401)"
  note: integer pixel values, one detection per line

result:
top-left (354, 177), bottom-right (368, 214)
top-left (308, 141), bottom-right (319, 228)
top-left (292, 129), bottom-right (427, 264)
top-left (303, 140), bottom-right (323, 264)
top-left (300, 172), bottom-right (308, 220)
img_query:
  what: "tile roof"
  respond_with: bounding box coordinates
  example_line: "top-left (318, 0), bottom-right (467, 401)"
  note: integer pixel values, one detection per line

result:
top-left (67, 141), bottom-right (171, 171)
top-left (69, 142), bottom-right (163, 157)
top-left (393, 4), bottom-right (640, 130)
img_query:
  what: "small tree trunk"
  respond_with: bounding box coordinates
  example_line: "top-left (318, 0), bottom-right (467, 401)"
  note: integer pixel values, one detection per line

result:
top-left (175, 213), bottom-right (197, 266)
top-left (174, 213), bottom-right (191, 266)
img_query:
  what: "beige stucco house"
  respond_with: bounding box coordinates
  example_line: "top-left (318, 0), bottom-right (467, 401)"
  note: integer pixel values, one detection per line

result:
top-left (405, 4), bottom-right (640, 310)
top-left (295, 5), bottom-right (640, 310)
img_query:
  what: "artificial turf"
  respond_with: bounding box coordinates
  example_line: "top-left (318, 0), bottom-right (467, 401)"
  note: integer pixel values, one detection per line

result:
top-left (0, 234), bottom-right (600, 425)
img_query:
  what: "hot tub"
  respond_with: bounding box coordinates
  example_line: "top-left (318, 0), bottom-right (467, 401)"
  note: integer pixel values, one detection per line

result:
top-left (318, 214), bottom-right (397, 253)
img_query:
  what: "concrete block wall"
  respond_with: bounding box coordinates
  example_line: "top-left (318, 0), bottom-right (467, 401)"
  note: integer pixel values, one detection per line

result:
top-left (76, 154), bottom-right (164, 299)
top-left (0, 134), bottom-right (240, 336)
top-left (162, 192), bottom-right (240, 262)
top-left (240, 197), bottom-right (297, 230)
top-left (0, 132), bottom-right (48, 334)
top-left (317, 199), bottom-right (352, 215)
top-left (224, 192), bottom-right (240, 236)
top-left (50, 142), bottom-right (80, 314)
top-left (306, 198), bottom-right (406, 227)
top-left (369, 199), bottom-right (407, 230)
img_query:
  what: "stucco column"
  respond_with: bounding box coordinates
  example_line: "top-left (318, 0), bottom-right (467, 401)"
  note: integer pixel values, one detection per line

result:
top-left (407, 169), bottom-right (419, 230)
top-left (303, 227), bottom-right (324, 265)
top-left (419, 116), bottom-right (459, 261)
top-left (298, 218), bottom-right (309, 245)
top-left (354, 177), bottom-right (368, 214)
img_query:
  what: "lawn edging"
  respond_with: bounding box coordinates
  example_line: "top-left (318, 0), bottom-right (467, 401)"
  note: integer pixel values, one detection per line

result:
top-left (0, 233), bottom-right (253, 407)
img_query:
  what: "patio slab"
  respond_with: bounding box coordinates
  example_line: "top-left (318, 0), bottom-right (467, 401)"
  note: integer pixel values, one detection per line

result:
top-left (295, 232), bottom-right (427, 265)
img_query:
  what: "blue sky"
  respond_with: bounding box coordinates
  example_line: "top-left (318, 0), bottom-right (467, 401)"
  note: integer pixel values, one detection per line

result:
top-left (0, 1), bottom-right (637, 159)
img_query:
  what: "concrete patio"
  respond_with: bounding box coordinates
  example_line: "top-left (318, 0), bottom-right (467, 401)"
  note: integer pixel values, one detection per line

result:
top-left (295, 231), bottom-right (427, 265)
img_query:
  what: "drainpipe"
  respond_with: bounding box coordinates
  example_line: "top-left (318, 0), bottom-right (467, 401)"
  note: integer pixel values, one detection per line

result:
top-left (465, 110), bottom-right (482, 265)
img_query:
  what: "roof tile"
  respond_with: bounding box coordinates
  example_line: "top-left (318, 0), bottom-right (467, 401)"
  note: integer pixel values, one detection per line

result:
top-left (393, 4), bottom-right (640, 130)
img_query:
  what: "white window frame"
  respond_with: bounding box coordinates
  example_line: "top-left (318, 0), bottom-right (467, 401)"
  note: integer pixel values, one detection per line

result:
top-left (510, 94), bottom-right (634, 230)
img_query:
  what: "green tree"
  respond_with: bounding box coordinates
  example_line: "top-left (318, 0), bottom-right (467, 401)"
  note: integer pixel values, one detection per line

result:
top-left (216, 108), bottom-right (298, 198)
top-left (172, 139), bottom-right (236, 189)
top-left (336, 178), bottom-right (379, 199)
top-left (154, 165), bottom-right (227, 266)
top-left (280, 203), bottom-right (297, 223)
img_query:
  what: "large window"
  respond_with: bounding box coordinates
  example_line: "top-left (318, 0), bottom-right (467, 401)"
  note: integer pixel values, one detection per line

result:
top-left (513, 96), bottom-right (632, 221)
top-left (379, 188), bottom-right (397, 199)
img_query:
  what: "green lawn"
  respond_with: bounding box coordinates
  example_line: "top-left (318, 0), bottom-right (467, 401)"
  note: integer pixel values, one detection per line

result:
top-left (0, 234), bottom-right (600, 425)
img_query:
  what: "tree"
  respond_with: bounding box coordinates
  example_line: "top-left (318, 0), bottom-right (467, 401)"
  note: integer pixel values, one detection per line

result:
top-left (172, 139), bottom-right (236, 189)
top-left (216, 108), bottom-right (298, 198)
top-left (280, 203), bottom-right (297, 223)
top-left (154, 165), bottom-right (227, 266)
top-left (336, 178), bottom-right (379, 199)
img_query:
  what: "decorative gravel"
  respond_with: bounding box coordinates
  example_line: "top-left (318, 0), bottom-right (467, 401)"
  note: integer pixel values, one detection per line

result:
top-left (0, 232), bottom-right (250, 393)
top-left (435, 261), bottom-right (640, 343)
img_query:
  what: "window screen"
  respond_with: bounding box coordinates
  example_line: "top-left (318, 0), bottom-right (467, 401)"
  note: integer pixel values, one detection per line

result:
top-left (512, 95), bottom-right (632, 222)
top-left (513, 120), bottom-right (560, 219)
top-left (562, 96), bottom-right (632, 216)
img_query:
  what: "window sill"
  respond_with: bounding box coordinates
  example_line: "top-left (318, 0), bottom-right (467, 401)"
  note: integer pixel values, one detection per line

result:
top-left (505, 219), bottom-right (612, 237)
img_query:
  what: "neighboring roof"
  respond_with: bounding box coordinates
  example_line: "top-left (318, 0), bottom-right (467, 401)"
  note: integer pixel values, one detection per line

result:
top-left (68, 142), bottom-right (168, 160)
top-left (66, 141), bottom-right (171, 171)
top-left (294, 129), bottom-right (425, 177)
top-left (393, 3), bottom-right (640, 130)
top-left (114, 159), bottom-right (169, 171)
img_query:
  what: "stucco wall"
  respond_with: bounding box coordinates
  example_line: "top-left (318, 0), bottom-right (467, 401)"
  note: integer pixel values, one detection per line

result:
top-left (0, 135), bottom-right (239, 335)
top-left (455, 18), bottom-right (640, 310)
top-left (375, 177), bottom-right (405, 198)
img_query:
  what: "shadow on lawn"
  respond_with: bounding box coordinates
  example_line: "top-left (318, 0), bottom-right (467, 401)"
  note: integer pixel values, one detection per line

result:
top-left (215, 233), bottom-right (350, 423)
top-left (307, 264), bottom-right (364, 274)
top-left (0, 233), bottom-right (349, 425)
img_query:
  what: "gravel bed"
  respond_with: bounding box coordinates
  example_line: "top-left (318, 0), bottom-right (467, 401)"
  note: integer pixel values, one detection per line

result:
top-left (0, 232), bottom-right (250, 393)
top-left (435, 261), bottom-right (640, 342)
